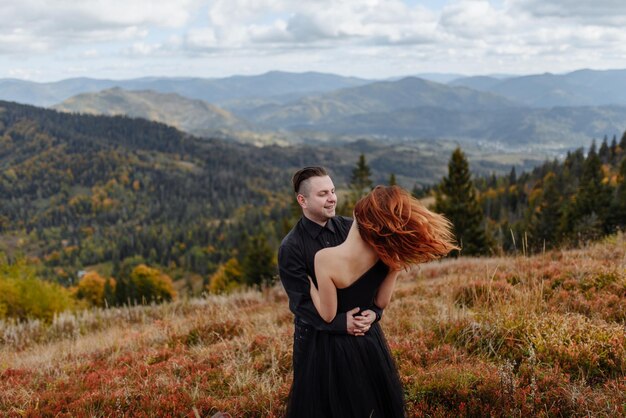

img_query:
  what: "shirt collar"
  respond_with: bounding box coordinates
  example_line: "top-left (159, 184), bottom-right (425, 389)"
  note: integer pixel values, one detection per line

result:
top-left (301, 215), bottom-right (336, 239)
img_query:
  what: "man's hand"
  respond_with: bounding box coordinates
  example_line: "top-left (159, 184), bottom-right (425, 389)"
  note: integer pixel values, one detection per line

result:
top-left (346, 307), bottom-right (376, 336)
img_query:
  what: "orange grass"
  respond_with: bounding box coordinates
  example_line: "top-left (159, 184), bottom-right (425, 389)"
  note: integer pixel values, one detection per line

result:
top-left (1, 233), bottom-right (625, 417)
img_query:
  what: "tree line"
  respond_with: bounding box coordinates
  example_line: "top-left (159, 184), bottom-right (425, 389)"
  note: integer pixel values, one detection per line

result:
top-left (434, 133), bottom-right (626, 255)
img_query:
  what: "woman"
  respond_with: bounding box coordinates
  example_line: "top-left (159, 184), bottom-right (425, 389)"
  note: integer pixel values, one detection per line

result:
top-left (286, 185), bottom-right (458, 417)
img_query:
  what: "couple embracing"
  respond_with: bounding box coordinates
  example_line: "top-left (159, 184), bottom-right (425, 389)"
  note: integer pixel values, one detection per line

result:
top-left (278, 167), bottom-right (458, 417)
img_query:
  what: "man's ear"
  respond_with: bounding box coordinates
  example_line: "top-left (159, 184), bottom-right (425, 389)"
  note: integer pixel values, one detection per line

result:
top-left (297, 194), bottom-right (306, 208)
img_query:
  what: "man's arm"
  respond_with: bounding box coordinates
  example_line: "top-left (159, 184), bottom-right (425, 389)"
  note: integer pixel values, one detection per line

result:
top-left (278, 243), bottom-right (348, 334)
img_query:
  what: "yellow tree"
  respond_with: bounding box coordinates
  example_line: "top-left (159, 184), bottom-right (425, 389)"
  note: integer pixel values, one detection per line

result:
top-left (75, 271), bottom-right (116, 307)
top-left (208, 258), bottom-right (244, 294)
top-left (129, 264), bottom-right (176, 303)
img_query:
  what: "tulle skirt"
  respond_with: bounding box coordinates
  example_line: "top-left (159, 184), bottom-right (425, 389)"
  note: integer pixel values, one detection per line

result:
top-left (286, 322), bottom-right (405, 418)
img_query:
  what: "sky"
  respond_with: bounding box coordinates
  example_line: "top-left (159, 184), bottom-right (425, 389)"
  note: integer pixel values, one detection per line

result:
top-left (2, 0), bottom-right (626, 82)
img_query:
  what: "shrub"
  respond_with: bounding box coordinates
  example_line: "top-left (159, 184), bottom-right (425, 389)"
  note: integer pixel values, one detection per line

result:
top-left (128, 264), bottom-right (176, 304)
top-left (0, 256), bottom-right (75, 321)
top-left (207, 258), bottom-right (244, 294)
top-left (75, 271), bottom-right (116, 307)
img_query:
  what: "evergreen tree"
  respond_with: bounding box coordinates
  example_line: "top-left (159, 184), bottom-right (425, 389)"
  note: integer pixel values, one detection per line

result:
top-left (529, 172), bottom-right (563, 250)
top-left (388, 173), bottom-right (397, 186)
top-left (599, 136), bottom-right (610, 164)
top-left (508, 166), bottom-right (517, 185)
top-left (567, 145), bottom-right (612, 241)
top-left (610, 135), bottom-right (618, 162)
top-left (609, 158), bottom-right (626, 231)
top-left (435, 147), bottom-right (489, 256)
top-left (242, 233), bottom-right (277, 288)
top-left (103, 277), bottom-right (116, 308)
top-left (350, 154), bottom-right (373, 197)
top-left (340, 154), bottom-right (374, 215)
top-left (113, 255), bottom-right (145, 305)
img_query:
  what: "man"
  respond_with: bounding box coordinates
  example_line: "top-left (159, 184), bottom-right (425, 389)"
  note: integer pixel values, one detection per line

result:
top-left (278, 166), bottom-right (383, 372)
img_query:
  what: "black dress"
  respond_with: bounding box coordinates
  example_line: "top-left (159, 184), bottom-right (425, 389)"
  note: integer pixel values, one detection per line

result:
top-left (286, 260), bottom-right (405, 417)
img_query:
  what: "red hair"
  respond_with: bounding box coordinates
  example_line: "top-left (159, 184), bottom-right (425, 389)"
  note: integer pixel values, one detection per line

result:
top-left (354, 186), bottom-right (459, 270)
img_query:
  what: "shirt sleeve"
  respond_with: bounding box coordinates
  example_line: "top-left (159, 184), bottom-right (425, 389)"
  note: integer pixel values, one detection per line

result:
top-left (278, 242), bottom-right (348, 334)
top-left (369, 303), bottom-right (384, 322)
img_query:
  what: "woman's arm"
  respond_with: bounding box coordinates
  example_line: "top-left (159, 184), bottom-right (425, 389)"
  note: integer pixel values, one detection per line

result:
top-left (374, 269), bottom-right (400, 309)
top-left (309, 252), bottom-right (338, 323)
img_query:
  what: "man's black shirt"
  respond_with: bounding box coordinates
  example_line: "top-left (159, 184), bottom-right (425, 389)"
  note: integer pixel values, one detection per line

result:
top-left (278, 215), bottom-right (383, 334)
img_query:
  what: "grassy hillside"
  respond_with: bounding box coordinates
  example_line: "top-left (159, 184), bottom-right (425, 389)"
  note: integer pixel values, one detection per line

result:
top-left (2, 233), bottom-right (624, 416)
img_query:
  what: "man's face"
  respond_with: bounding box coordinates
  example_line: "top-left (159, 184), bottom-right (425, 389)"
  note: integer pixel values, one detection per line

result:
top-left (299, 175), bottom-right (337, 225)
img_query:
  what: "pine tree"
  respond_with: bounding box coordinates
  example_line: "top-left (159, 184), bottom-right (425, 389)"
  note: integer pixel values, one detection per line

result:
top-left (508, 166), bottom-right (517, 185)
top-left (609, 158), bottom-right (626, 231)
top-left (599, 136), bottom-right (610, 164)
top-left (435, 147), bottom-right (489, 256)
top-left (388, 173), bottom-right (397, 186)
top-left (610, 135), bottom-right (618, 163)
top-left (340, 154), bottom-right (374, 215)
top-left (530, 172), bottom-right (563, 250)
top-left (567, 144), bottom-right (612, 241)
top-left (350, 154), bottom-right (373, 197)
top-left (242, 233), bottom-right (277, 288)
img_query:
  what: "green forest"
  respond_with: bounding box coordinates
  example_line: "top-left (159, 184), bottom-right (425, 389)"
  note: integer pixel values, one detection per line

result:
top-left (1, 100), bottom-right (625, 321)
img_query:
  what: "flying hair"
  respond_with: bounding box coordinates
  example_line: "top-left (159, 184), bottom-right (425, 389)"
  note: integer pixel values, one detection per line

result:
top-left (354, 185), bottom-right (459, 270)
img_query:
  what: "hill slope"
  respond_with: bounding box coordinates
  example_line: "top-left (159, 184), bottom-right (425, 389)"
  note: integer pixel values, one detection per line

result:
top-left (0, 100), bottom-right (288, 276)
top-left (53, 87), bottom-right (257, 141)
top-left (1, 234), bottom-right (624, 416)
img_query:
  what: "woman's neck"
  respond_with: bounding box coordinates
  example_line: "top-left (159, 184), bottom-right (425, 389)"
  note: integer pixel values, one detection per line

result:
top-left (342, 219), bottom-right (377, 259)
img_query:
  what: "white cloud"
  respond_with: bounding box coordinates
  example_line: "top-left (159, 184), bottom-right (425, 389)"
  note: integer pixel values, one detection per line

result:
top-left (3, 0), bottom-right (626, 81)
top-left (0, 0), bottom-right (197, 53)
top-left (201, 0), bottom-right (439, 49)
top-left (510, 0), bottom-right (626, 26)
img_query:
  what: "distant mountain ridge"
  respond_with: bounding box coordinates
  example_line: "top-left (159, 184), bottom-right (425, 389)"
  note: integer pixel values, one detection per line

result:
top-left (52, 88), bottom-right (261, 143)
top-left (6, 68), bottom-right (626, 150)
top-left (303, 105), bottom-right (626, 148)
top-left (0, 71), bottom-right (372, 107)
top-left (236, 76), bottom-right (518, 128)
top-left (450, 69), bottom-right (626, 107)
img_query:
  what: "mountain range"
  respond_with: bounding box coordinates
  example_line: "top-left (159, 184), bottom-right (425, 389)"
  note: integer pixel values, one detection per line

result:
top-left (450, 69), bottom-right (626, 107)
top-left (0, 71), bottom-right (371, 108)
top-left (3, 69), bottom-right (626, 151)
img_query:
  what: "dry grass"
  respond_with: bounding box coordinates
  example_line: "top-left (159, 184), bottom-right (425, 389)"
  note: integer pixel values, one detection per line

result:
top-left (1, 233), bottom-right (625, 417)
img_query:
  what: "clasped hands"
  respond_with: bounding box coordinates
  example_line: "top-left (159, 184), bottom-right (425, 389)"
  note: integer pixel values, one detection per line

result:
top-left (346, 307), bottom-right (375, 336)
top-left (308, 275), bottom-right (375, 336)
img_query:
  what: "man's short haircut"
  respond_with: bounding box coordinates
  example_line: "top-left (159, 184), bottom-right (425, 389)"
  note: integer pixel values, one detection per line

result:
top-left (292, 166), bottom-right (329, 195)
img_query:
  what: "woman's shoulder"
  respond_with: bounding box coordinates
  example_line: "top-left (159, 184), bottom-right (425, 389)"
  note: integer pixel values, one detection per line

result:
top-left (314, 246), bottom-right (342, 268)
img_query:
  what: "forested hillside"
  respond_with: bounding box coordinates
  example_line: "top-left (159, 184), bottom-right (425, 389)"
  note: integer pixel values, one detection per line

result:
top-left (464, 132), bottom-right (626, 252)
top-left (0, 101), bottom-right (289, 287)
